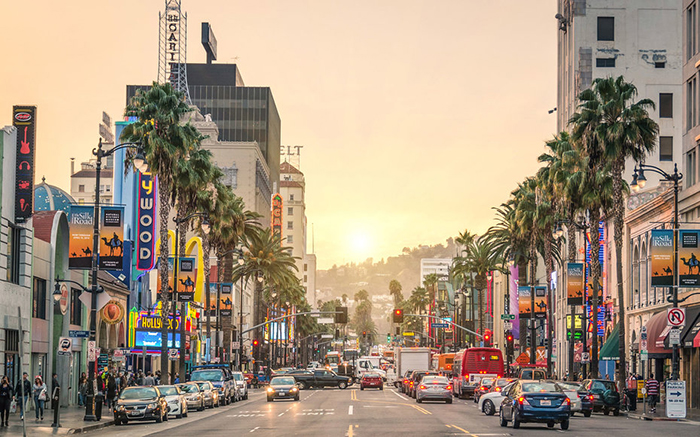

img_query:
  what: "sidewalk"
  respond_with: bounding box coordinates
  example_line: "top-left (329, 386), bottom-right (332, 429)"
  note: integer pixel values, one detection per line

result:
top-left (627, 402), bottom-right (700, 422)
top-left (3, 405), bottom-right (114, 435)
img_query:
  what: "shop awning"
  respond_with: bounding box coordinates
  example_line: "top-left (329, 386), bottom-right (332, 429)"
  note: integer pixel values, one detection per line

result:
top-left (599, 324), bottom-right (620, 361)
top-left (645, 311), bottom-right (673, 358)
top-left (673, 306), bottom-right (700, 348)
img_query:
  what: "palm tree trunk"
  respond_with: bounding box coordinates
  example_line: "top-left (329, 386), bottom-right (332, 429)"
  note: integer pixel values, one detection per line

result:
top-left (568, 210), bottom-right (577, 262)
top-left (203, 232), bottom-right (212, 362)
top-left (478, 287), bottom-right (484, 337)
top-left (158, 184), bottom-right (172, 385)
top-left (612, 158), bottom-right (627, 392)
top-left (530, 233), bottom-right (538, 365)
top-left (590, 207), bottom-right (602, 378)
top-left (544, 227), bottom-right (554, 376)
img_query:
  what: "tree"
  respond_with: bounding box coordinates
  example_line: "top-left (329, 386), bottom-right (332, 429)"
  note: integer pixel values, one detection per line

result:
top-left (389, 280), bottom-right (403, 306)
top-left (354, 289), bottom-right (369, 303)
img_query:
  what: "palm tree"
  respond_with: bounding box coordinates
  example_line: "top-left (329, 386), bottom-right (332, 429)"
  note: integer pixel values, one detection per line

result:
top-left (572, 76), bottom-right (658, 389)
top-left (408, 287), bottom-right (429, 344)
top-left (354, 289), bottom-right (369, 303)
top-left (389, 280), bottom-right (403, 306)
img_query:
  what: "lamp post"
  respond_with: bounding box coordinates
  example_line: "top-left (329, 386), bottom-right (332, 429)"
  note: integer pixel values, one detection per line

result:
top-left (631, 163), bottom-right (683, 380)
top-left (84, 139), bottom-right (146, 421)
top-left (236, 250), bottom-right (245, 370)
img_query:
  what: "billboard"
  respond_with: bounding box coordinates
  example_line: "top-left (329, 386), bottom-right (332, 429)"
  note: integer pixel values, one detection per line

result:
top-left (650, 229), bottom-right (674, 286)
top-left (69, 205), bottom-right (94, 269)
top-left (566, 263), bottom-right (585, 305)
top-left (176, 257), bottom-right (197, 302)
top-left (534, 286), bottom-right (547, 319)
top-left (271, 193), bottom-right (283, 238)
top-left (518, 286), bottom-right (532, 319)
top-left (136, 172), bottom-right (157, 271)
top-left (679, 230), bottom-right (700, 287)
top-left (98, 206), bottom-right (125, 270)
top-left (13, 106), bottom-right (36, 222)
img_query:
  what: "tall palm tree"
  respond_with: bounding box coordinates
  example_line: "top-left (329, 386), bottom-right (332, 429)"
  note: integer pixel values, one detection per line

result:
top-left (572, 76), bottom-right (658, 389)
top-left (389, 280), bottom-right (403, 306)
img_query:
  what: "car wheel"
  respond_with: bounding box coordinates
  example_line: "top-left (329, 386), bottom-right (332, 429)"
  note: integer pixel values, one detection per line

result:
top-left (338, 381), bottom-right (348, 389)
top-left (267, 397), bottom-right (272, 402)
top-left (446, 398), bottom-right (452, 404)
top-left (499, 409), bottom-right (508, 427)
top-left (295, 396), bottom-right (300, 401)
top-left (416, 398), bottom-right (422, 403)
top-left (156, 411), bottom-right (163, 423)
top-left (583, 410), bottom-right (591, 417)
top-left (177, 413), bottom-right (183, 419)
top-left (380, 385), bottom-right (383, 390)
top-left (114, 418), bottom-right (122, 426)
top-left (547, 421), bottom-right (555, 428)
top-left (603, 407), bottom-right (610, 415)
top-left (298, 381), bottom-right (307, 390)
top-left (483, 400), bottom-right (495, 416)
top-left (361, 386), bottom-right (364, 390)
top-left (244, 393), bottom-right (249, 400)
top-left (561, 419), bottom-right (570, 430)
top-left (512, 409), bottom-right (520, 429)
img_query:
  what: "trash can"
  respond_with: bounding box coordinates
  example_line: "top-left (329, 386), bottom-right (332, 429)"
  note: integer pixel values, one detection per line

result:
top-left (94, 394), bottom-right (104, 421)
top-left (625, 388), bottom-right (637, 411)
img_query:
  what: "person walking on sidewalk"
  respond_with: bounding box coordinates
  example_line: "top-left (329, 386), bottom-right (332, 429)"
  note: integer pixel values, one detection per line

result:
top-left (0, 377), bottom-right (13, 426)
top-left (78, 373), bottom-right (87, 407)
top-left (14, 372), bottom-right (30, 420)
top-left (646, 374), bottom-right (660, 413)
top-left (32, 376), bottom-right (47, 422)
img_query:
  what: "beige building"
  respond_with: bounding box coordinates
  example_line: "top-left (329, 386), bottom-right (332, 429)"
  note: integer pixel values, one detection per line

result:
top-left (70, 159), bottom-right (113, 206)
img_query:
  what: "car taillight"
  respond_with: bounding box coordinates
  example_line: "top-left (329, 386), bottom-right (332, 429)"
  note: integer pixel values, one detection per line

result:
top-left (495, 387), bottom-right (501, 392)
top-left (410, 382), bottom-right (414, 386)
top-left (518, 396), bottom-right (530, 406)
top-left (480, 386), bottom-right (487, 391)
top-left (588, 395), bottom-right (594, 401)
top-left (565, 397), bottom-right (571, 405)
top-left (446, 385), bottom-right (452, 391)
top-left (419, 385), bottom-right (426, 390)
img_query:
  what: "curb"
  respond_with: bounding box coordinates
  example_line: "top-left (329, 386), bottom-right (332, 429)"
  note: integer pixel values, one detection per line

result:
top-left (628, 413), bottom-right (684, 422)
top-left (67, 419), bottom-right (115, 434)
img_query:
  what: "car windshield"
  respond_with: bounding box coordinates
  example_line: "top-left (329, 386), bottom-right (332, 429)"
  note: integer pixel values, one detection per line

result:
top-left (178, 384), bottom-right (198, 393)
top-left (232, 373), bottom-right (244, 381)
top-left (592, 381), bottom-right (618, 392)
top-left (558, 382), bottom-right (581, 391)
top-left (271, 377), bottom-right (295, 386)
top-left (190, 370), bottom-right (224, 382)
top-left (495, 379), bottom-right (511, 387)
top-left (363, 373), bottom-right (380, 378)
top-left (481, 378), bottom-right (494, 386)
top-left (196, 382), bottom-right (211, 390)
top-left (422, 376), bottom-right (448, 384)
top-left (120, 387), bottom-right (158, 400)
top-left (521, 382), bottom-right (561, 393)
top-left (158, 386), bottom-right (179, 396)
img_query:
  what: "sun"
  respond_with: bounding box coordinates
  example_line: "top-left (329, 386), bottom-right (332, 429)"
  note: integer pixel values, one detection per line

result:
top-left (349, 231), bottom-right (372, 258)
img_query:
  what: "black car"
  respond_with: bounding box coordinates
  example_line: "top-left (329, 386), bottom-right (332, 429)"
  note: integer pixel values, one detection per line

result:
top-left (578, 379), bottom-right (621, 416)
top-left (499, 380), bottom-right (571, 430)
top-left (113, 386), bottom-right (170, 425)
top-left (267, 376), bottom-right (300, 401)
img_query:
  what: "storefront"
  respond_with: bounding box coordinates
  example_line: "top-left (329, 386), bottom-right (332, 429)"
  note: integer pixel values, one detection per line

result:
top-left (680, 306), bottom-right (700, 409)
top-left (644, 311), bottom-right (673, 380)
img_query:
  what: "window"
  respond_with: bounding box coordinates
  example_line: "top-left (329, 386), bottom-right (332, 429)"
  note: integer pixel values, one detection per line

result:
top-left (287, 221), bottom-right (293, 230)
top-left (289, 194), bottom-right (294, 201)
top-left (6, 225), bottom-right (20, 284)
top-left (659, 137), bottom-right (673, 161)
top-left (70, 288), bottom-right (82, 325)
top-left (688, 77), bottom-right (697, 130)
top-left (688, 4), bottom-right (697, 60)
top-left (655, 62), bottom-right (666, 69)
top-left (288, 207), bottom-right (293, 216)
top-left (597, 17), bottom-right (614, 41)
top-left (287, 235), bottom-right (293, 244)
top-left (687, 149), bottom-right (697, 187)
top-left (596, 58), bottom-right (615, 68)
top-left (304, 275), bottom-right (308, 283)
top-left (32, 277), bottom-right (47, 319)
top-left (304, 264), bottom-right (308, 272)
top-left (106, 185), bottom-right (111, 193)
top-left (659, 93), bottom-right (673, 118)
top-left (78, 185), bottom-right (85, 192)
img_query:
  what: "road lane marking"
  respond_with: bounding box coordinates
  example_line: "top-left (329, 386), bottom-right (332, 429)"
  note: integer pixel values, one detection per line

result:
top-left (348, 405), bottom-right (353, 415)
top-left (250, 427), bottom-right (259, 433)
top-left (347, 425), bottom-right (354, 437)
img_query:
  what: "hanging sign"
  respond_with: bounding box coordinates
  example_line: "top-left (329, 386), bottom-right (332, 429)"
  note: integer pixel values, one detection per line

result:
top-left (650, 229), bottom-right (674, 287)
top-left (98, 206), bottom-right (125, 270)
top-left (679, 230), bottom-right (700, 287)
top-left (69, 205), bottom-right (94, 269)
top-left (271, 193), bottom-right (283, 238)
top-left (566, 263), bottom-right (584, 305)
top-left (518, 286), bottom-right (532, 320)
top-left (219, 294), bottom-right (233, 317)
top-left (176, 257), bottom-right (197, 302)
top-left (534, 286), bottom-right (547, 319)
top-left (13, 106), bottom-right (36, 222)
top-left (156, 257), bottom-right (175, 301)
top-left (136, 173), bottom-right (157, 271)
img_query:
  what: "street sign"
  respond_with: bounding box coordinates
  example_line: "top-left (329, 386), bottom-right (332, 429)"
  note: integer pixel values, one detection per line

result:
top-left (640, 339), bottom-right (648, 352)
top-left (641, 325), bottom-right (647, 340)
top-left (501, 314), bottom-right (516, 320)
top-left (666, 380), bottom-right (686, 419)
top-left (581, 352), bottom-right (590, 363)
top-left (667, 308), bottom-right (686, 327)
top-left (504, 321), bottom-right (513, 331)
top-left (57, 337), bottom-right (72, 356)
top-left (320, 334), bottom-right (333, 339)
top-left (403, 332), bottom-right (415, 337)
top-left (87, 341), bottom-right (96, 361)
top-left (641, 350), bottom-right (648, 361)
top-left (231, 341), bottom-right (240, 349)
top-left (168, 349), bottom-right (179, 361)
top-left (669, 328), bottom-right (681, 346)
top-left (317, 318), bottom-right (334, 325)
top-left (69, 330), bottom-right (90, 338)
top-left (431, 323), bottom-right (449, 329)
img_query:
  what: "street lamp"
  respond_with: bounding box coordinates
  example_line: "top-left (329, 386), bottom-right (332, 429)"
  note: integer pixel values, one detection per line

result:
top-left (630, 163), bottom-right (683, 380)
top-left (84, 139), bottom-right (146, 421)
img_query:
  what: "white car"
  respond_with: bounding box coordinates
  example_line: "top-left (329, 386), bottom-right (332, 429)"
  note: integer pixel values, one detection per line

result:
top-left (159, 385), bottom-right (188, 419)
top-left (478, 381), bottom-right (516, 416)
top-left (232, 371), bottom-right (248, 400)
top-left (557, 381), bottom-right (583, 414)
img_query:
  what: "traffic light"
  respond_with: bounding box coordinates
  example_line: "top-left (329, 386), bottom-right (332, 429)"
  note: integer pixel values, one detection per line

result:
top-left (387, 333), bottom-right (391, 343)
top-left (335, 306), bottom-right (348, 324)
top-left (483, 329), bottom-right (492, 347)
top-left (362, 331), bottom-right (367, 339)
top-left (506, 331), bottom-right (514, 353)
top-left (392, 308), bottom-right (404, 323)
top-left (252, 339), bottom-right (260, 347)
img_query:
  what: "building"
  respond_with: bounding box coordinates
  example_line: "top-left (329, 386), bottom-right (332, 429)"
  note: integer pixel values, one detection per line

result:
top-left (70, 159), bottom-right (113, 206)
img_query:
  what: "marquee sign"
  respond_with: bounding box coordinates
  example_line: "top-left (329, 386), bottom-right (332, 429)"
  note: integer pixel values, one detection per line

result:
top-left (137, 173), bottom-right (157, 271)
top-left (271, 193), bottom-right (283, 238)
top-left (13, 106), bottom-right (36, 222)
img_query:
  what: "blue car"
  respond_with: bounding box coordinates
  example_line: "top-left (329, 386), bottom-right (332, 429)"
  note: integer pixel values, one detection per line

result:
top-left (499, 380), bottom-right (571, 430)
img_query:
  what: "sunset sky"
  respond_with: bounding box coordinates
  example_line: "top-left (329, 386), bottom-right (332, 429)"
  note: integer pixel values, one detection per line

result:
top-left (0, 1), bottom-right (557, 269)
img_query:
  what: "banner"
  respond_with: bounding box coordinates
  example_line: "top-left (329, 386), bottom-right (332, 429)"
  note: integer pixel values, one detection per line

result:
top-left (518, 286), bottom-right (532, 319)
top-left (534, 286), bottom-right (547, 319)
top-left (650, 229), bottom-right (674, 286)
top-left (219, 294), bottom-right (233, 317)
top-left (136, 173), bottom-right (157, 271)
top-left (98, 206), bottom-right (125, 270)
top-left (208, 282), bottom-right (218, 317)
top-left (156, 257), bottom-right (175, 302)
top-left (566, 263), bottom-right (584, 305)
top-left (13, 106), bottom-right (36, 222)
top-left (679, 230), bottom-right (700, 287)
top-left (69, 205), bottom-right (94, 269)
top-left (176, 257), bottom-right (197, 302)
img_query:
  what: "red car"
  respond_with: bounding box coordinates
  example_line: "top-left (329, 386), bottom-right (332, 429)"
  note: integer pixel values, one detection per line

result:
top-left (360, 373), bottom-right (383, 390)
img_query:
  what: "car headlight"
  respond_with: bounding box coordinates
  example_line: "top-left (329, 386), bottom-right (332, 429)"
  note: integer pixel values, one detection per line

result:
top-left (290, 387), bottom-right (298, 392)
top-left (117, 405), bottom-right (125, 411)
top-left (146, 403), bottom-right (156, 410)
top-left (267, 387), bottom-right (275, 393)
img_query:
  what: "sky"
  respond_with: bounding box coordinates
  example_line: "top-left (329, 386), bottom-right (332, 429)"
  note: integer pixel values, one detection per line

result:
top-left (0, 1), bottom-right (557, 270)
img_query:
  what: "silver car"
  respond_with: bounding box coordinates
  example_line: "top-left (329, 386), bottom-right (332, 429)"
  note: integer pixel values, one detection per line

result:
top-left (159, 385), bottom-right (188, 419)
top-left (415, 375), bottom-right (453, 404)
top-left (557, 381), bottom-right (583, 414)
top-left (177, 382), bottom-right (205, 412)
top-left (232, 371), bottom-right (248, 400)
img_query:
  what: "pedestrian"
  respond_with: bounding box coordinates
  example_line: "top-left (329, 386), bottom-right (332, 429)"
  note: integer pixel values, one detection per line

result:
top-left (144, 372), bottom-right (155, 386)
top-left (51, 373), bottom-right (60, 409)
top-left (78, 374), bottom-right (87, 407)
top-left (106, 373), bottom-right (116, 409)
top-left (136, 371), bottom-right (144, 386)
top-left (645, 373), bottom-right (660, 413)
top-left (14, 372), bottom-right (30, 421)
top-left (0, 377), bottom-right (13, 426)
top-left (174, 373), bottom-right (180, 384)
top-left (32, 376), bottom-right (47, 422)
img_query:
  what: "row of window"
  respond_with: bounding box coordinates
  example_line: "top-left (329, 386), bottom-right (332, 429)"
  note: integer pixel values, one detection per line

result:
top-left (31, 277), bottom-right (82, 325)
top-left (595, 58), bottom-right (665, 69)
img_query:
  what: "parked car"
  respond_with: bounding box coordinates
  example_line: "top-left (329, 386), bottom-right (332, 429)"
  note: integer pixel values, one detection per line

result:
top-left (113, 386), bottom-right (169, 425)
top-left (499, 380), bottom-right (571, 430)
top-left (474, 377), bottom-right (495, 403)
top-left (291, 369), bottom-right (352, 390)
top-left (519, 367), bottom-right (547, 380)
top-left (190, 366), bottom-right (234, 405)
top-left (232, 371), bottom-right (249, 400)
top-left (267, 376), bottom-right (300, 402)
top-left (158, 385), bottom-right (188, 419)
top-left (177, 382), bottom-right (205, 412)
top-left (360, 373), bottom-right (383, 390)
top-left (556, 381), bottom-right (583, 415)
top-left (396, 370), bottom-right (414, 392)
top-left (578, 379), bottom-right (621, 416)
top-left (409, 371), bottom-right (440, 398)
top-left (194, 380), bottom-right (220, 408)
top-left (478, 381), bottom-right (516, 416)
top-left (415, 375), bottom-right (453, 404)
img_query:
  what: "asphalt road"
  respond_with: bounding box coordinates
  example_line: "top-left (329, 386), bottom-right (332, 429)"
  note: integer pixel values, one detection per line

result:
top-left (96, 386), bottom-right (700, 437)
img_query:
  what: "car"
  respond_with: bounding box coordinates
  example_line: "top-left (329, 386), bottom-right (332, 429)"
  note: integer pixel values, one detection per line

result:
top-left (474, 377), bottom-right (495, 403)
top-left (556, 381), bottom-right (584, 415)
top-left (578, 379), bottom-right (621, 416)
top-left (158, 385), bottom-right (188, 419)
top-left (232, 371), bottom-right (249, 400)
top-left (415, 375), bottom-right (453, 404)
top-left (307, 361), bottom-right (320, 369)
top-left (113, 386), bottom-right (170, 425)
top-left (190, 367), bottom-right (234, 405)
top-left (500, 380), bottom-right (571, 430)
top-left (177, 382), bottom-right (205, 412)
top-left (267, 376), bottom-right (300, 402)
top-left (360, 373), bottom-right (383, 390)
top-left (478, 380), bottom-right (516, 416)
top-left (409, 371), bottom-right (439, 398)
top-left (291, 369), bottom-right (352, 390)
top-left (396, 369), bottom-right (414, 392)
top-left (194, 380), bottom-right (220, 408)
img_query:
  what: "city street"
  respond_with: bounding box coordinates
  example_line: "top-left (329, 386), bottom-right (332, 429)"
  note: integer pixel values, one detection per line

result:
top-left (93, 386), bottom-right (700, 437)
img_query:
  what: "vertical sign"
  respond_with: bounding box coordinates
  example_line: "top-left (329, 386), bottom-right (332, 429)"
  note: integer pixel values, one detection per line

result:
top-left (137, 173), bottom-right (157, 271)
top-left (69, 205), bottom-right (94, 269)
top-left (679, 230), bottom-right (700, 287)
top-left (510, 265), bottom-right (520, 339)
top-left (665, 380), bottom-right (686, 419)
top-left (650, 229), bottom-right (674, 287)
top-left (13, 106), bottom-right (36, 222)
top-left (566, 263), bottom-right (584, 305)
top-left (177, 257), bottom-right (196, 302)
top-left (208, 282), bottom-right (218, 317)
top-left (99, 206), bottom-right (125, 270)
top-left (518, 286), bottom-right (532, 319)
top-left (157, 257), bottom-right (175, 301)
top-left (219, 283), bottom-right (233, 317)
top-left (271, 193), bottom-right (283, 238)
top-left (534, 286), bottom-right (547, 319)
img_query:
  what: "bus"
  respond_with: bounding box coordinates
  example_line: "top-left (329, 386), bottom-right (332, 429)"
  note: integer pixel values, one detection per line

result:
top-left (451, 348), bottom-right (504, 399)
top-left (431, 353), bottom-right (455, 373)
top-left (324, 351), bottom-right (342, 371)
